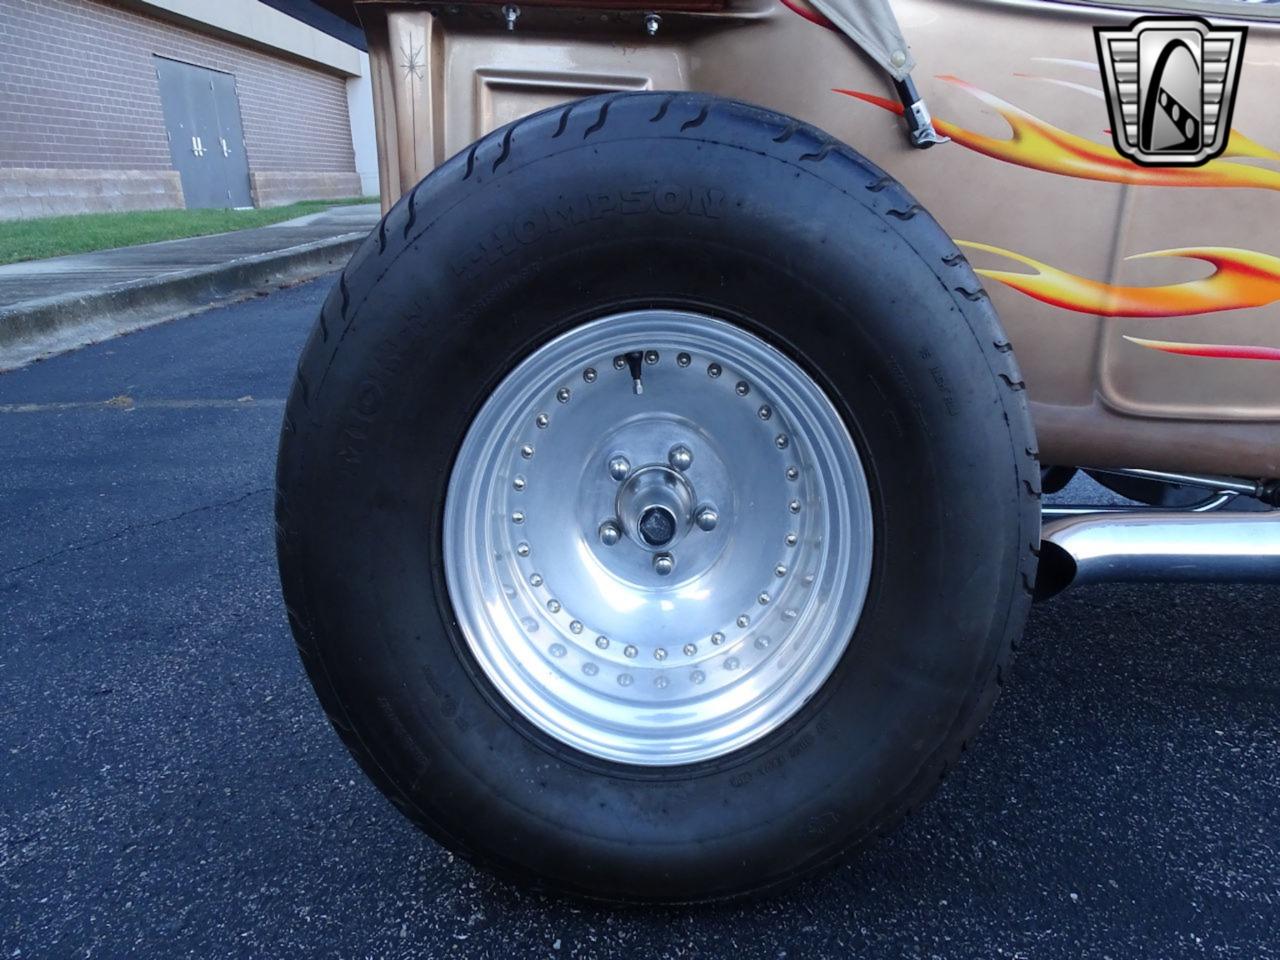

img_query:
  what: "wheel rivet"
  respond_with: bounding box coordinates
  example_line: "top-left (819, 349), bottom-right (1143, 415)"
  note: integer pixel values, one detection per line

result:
top-left (776, 434), bottom-right (789, 449)
top-left (645, 350), bottom-right (659, 365)
top-left (735, 380), bottom-right (750, 396)
top-left (549, 643), bottom-right (566, 658)
top-left (583, 367), bottom-right (597, 383)
top-left (694, 505), bottom-right (718, 532)
top-left (785, 533), bottom-right (798, 547)
top-left (668, 444), bottom-right (693, 471)
top-left (783, 608), bottom-right (798, 621)
top-left (529, 573), bottom-right (543, 586)
top-left (582, 662), bottom-right (599, 676)
top-left (654, 675), bottom-right (669, 688)
top-left (711, 632), bottom-right (725, 645)
top-left (618, 673), bottom-right (633, 686)
top-left (511, 511), bottom-right (525, 524)
top-left (683, 643), bottom-right (697, 656)
top-left (786, 466), bottom-right (799, 481)
top-left (677, 352), bottom-right (691, 367)
top-left (758, 592), bottom-right (771, 605)
top-left (736, 614), bottom-right (750, 628)
top-left (707, 362), bottom-right (722, 378)
top-left (520, 444), bottom-right (534, 459)
top-left (691, 669), bottom-right (706, 684)
top-left (570, 620), bottom-right (583, 634)
top-left (516, 541), bottom-right (530, 556)
top-left (513, 475), bottom-right (526, 491)
top-left (595, 636), bottom-right (610, 649)
top-left (758, 405), bottom-right (772, 420)
top-left (653, 552), bottom-right (674, 576)
top-left (725, 657), bottom-right (740, 671)
top-left (613, 355), bottom-right (626, 370)
top-left (624, 644), bottom-right (638, 659)
top-left (774, 564), bottom-right (787, 577)
top-left (598, 520), bottom-right (621, 546)
top-left (608, 455), bottom-right (631, 481)
top-left (547, 599), bottom-right (561, 613)
top-left (789, 500), bottom-right (801, 514)
top-left (654, 647), bottom-right (667, 661)
top-left (556, 387), bottom-right (571, 403)
top-left (754, 636), bottom-right (771, 650)
top-left (535, 413), bottom-right (549, 429)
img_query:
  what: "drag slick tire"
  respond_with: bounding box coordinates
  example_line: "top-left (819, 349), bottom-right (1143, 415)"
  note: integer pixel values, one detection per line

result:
top-left (275, 92), bottom-right (1039, 903)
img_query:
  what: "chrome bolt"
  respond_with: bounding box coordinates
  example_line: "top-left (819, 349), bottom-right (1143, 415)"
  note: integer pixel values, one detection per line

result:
top-left (556, 387), bottom-right (571, 403)
top-left (677, 352), bottom-right (691, 367)
top-left (512, 475), bottom-right (526, 491)
top-left (549, 643), bottom-right (566, 658)
top-left (520, 444), bottom-right (534, 459)
top-left (776, 434), bottom-right (789, 449)
top-left (691, 669), bottom-right (706, 684)
top-left (528, 573), bottom-right (543, 586)
top-left (570, 620), bottom-right (583, 634)
top-left (511, 511), bottom-right (525, 524)
top-left (735, 380), bottom-right (750, 396)
top-left (789, 499), bottom-right (801, 514)
top-left (786, 466), bottom-right (799, 481)
top-left (653, 552), bottom-right (674, 576)
top-left (758, 405), bottom-right (772, 420)
top-left (516, 541), bottom-right (530, 557)
top-left (503, 3), bottom-right (519, 30)
top-left (711, 631), bottom-right (725, 645)
top-left (645, 350), bottom-right (659, 365)
top-left (668, 444), bottom-right (693, 471)
top-left (583, 662), bottom-right (599, 676)
top-left (645, 12), bottom-right (661, 36)
top-left (707, 362), bottom-right (722, 378)
top-left (613, 355), bottom-right (626, 370)
top-left (583, 367), bottom-right (597, 383)
top-left (785, 533), bottom-right (798, 547)
top-left (617, 673), bottom-right (633, 686)
top-left (607, 455), bottom-right (631, 481)
top-left (774, 564), bottom-right (787, 577)
top-left (694, 505), bottom-right (719, 532)
top-left (598, 520), bottom-right (621, 546)
top-left (595, 636), bottom-right (609, 649)
top-left (683, 643), bottom-right (697, 656)
top-left (535, 413), bottom-right (549, 429)
top-left (758, 592), bottom-right (771, 605)
top-left (547, 599), bottom-right (561, 613)
top-left (624, 644), bottom-right (638, 659)
top-left (654, 647), bottom-right (667, 661)
top-left (736, 614), bottom-right (750, 628)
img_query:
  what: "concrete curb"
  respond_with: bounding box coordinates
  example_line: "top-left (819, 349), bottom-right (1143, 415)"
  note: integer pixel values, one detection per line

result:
top-left (0, 232), bottom-right (363, 370)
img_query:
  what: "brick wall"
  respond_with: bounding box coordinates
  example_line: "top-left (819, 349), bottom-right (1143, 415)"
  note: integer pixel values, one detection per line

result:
top-left (0, 0), bottom-right (359, 216)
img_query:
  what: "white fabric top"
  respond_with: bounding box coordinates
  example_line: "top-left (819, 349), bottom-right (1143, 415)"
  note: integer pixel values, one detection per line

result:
top-left (806, 0), bottom-right (916, 80)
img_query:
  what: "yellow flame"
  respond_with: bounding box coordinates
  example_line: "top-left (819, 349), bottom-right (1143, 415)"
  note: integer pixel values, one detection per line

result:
top-left (957, 242), bottom-right (1280, 317)
top-left (836, 78), bottom-right (1280, 190)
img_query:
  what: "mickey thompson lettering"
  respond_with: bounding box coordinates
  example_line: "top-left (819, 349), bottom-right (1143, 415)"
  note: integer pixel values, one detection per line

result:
top-left (449, 185), bottom-right (727, 278)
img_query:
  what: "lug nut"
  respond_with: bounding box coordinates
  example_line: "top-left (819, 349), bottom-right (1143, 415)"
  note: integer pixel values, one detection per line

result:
top-left (668, 444), bottom-right (693, 471)
top-left (599, 520), bottom-right (621, 546)
top-left (653, 552), bottom-right (674, 576)
top-left (694, 505), bottom-right (719, 531)
top-left (608, 455), bottom-right (631, 481)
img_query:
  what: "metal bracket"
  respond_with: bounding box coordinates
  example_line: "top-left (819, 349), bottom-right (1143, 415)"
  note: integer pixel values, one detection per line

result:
top-left (893, 75), bottom-right (949, 149)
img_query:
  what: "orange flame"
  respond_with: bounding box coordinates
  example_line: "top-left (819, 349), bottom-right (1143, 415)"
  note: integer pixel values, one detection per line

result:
top-left (1124, 336), bottom-right (1280, 361)
top-left (835, 79), bottom-right (1280, 190)
top-left (956, 242), bottom-right (1280, 318)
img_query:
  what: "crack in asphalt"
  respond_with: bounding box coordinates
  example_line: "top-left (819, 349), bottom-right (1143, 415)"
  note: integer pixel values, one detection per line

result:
top-left (0, 486), bottom-right (272, 580)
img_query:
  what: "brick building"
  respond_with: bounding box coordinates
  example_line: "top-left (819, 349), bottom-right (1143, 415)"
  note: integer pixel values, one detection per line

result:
top-left (0, 0), bottom-right (377, 220)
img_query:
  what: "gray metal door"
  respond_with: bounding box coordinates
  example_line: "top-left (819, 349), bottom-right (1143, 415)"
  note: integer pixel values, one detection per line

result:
top-left (154, 57), bottom-right (252, 209)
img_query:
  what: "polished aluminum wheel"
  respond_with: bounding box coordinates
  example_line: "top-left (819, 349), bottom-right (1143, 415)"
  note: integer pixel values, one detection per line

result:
top-left (443, 311), bottom-right (873, 765)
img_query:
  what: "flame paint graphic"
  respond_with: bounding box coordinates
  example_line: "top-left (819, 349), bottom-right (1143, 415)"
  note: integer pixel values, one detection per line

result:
top-left (956, 242), bottom-right (1280, 318)
top-left (836, 79), bottom-right (1280, 190)
top-left (779, 0), bottom-right (835, 29)
top-left (1124, 336), bottom-right (1280, 361)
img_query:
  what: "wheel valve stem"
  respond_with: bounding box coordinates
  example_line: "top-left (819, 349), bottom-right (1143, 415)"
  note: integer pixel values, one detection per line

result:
top-left (625, 350), bottom-right (645, 395)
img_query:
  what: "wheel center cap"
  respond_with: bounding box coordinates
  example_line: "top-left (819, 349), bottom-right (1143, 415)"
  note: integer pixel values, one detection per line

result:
top-left (615, 464), bottom-right (696, 550)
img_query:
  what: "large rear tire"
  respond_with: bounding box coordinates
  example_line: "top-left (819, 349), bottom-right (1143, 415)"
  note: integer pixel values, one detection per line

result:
top-left (275, 92), bottom-right (1039, 903)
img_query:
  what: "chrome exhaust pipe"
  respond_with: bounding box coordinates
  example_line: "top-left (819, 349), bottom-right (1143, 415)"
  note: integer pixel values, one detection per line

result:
top-left (1035, 510), bottom-right (1280, 600)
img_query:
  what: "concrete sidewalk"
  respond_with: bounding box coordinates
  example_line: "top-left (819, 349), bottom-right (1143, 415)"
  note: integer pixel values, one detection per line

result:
top-left (0, 202), bottom-right (379, 369)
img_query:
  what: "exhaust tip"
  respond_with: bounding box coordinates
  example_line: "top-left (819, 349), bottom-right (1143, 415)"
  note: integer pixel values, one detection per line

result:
top-left (1033, 539), bottom-right (1076, 601)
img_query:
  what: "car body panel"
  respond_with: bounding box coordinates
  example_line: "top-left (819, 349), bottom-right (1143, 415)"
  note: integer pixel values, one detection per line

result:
top-left (357, 0), bottom-right (1280, 475)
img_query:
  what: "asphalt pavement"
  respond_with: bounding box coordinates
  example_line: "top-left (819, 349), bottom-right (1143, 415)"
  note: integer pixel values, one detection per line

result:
top-left (1, 277), bottom-right (1277, 959)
